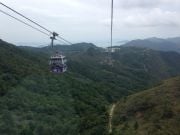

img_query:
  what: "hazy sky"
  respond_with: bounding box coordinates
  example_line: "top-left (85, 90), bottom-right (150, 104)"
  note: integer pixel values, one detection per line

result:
top-left (1, 0), bottom-right (180, 46)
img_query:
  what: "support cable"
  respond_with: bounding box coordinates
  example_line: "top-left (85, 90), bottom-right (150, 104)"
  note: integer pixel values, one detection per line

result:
top-left (0, 9), bottom-right (50, 37)
top-left (0, 2), bottom-right (72, 45)
top-left (111, 0), bottom-right (114, 53)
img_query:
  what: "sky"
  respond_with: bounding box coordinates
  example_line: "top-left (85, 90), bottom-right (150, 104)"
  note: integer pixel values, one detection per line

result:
top-left (1, 0), bottom-right (180, 47)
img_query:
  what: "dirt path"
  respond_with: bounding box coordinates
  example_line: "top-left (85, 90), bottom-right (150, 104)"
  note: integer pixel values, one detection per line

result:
top-left (109, 104), bottom-right (116, 134)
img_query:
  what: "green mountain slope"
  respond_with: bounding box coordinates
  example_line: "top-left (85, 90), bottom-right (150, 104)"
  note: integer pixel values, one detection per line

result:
top-left (112, 77), bottom-right (180, 135)
top-left (0, 39), bottom-right (47, 96)
top-left (20, 42), bottom-right (101, 54)
top-left (68, 47), bottom-right (180, 98)
top-left (1, 39), bottom-right (180, 134)
top-left (0, 40), bottom-right (109, 135)
top-left (122, 37), bottom-right (180, 53)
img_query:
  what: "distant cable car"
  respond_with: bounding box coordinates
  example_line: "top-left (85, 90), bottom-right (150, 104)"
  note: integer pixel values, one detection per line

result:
top-left (49, 32), bottom-right (67, 73)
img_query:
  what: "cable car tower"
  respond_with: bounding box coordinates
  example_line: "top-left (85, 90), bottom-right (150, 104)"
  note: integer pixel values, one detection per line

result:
top-left (49, 32), bottom-right (67, 73)
top-left (106, 0), bottom-right (114, 65)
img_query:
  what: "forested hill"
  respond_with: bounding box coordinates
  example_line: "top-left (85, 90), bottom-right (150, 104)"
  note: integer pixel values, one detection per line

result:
top-left (122, 37), bottom-right (180, 53)
top-left (1, 39), bottom-right (180, 134)
top-left (0, 40), bottom-right (109, 135)
top-left (112, 77), bottom-right (180, 135)
top-left (20, 42), bottom-right (101, 53)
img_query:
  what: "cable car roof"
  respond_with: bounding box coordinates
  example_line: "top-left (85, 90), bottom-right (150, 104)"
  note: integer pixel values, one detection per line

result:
top-left (50, 55), bottom-right (66, 59)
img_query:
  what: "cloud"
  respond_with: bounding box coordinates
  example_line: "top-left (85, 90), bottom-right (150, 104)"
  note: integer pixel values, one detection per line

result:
top-left (121, 8), bottom-right (180, 27)
top-left (116, 0), bottom-right (180, 9)
top-left (118, 0), bottom-right (159, 9)
top-left (1, 0), bottom-right (180, 45)
top-left (100, 8), bottom-right (180, 28)
top-left (20, 6), bottom-right (74, 19)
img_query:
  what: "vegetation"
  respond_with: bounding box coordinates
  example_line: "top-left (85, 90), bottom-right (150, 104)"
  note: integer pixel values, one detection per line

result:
top-left (0, 40), bottom-right (109, 135)
top-left (1, 39), bottom-right (180, 134)
top-left (122, 37), bottom-right (180, 53)
top-left (112, 77), bottom-right (180, 135)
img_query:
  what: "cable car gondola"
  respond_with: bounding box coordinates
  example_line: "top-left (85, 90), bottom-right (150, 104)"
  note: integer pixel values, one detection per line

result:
top-left (49, 52), bottom-right (67, 73)
top-left (49, 32), bottom-right (67, 73)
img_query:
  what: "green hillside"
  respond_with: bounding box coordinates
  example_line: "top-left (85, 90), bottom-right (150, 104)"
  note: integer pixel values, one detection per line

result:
top-left (1, 39), bottom-right (180, 134)
top-left (112, 77), bottom-right (180, 135)
top-left (68, 47), bottom-right (180, 97)
top-left (0, 40), bottom-right (109, 135)
top-left (0, 39), bottom-right (47, 96)
top-left (19, 42), bottom-right (101, 54)
top-left (122, 37), bottom-right (180, 53)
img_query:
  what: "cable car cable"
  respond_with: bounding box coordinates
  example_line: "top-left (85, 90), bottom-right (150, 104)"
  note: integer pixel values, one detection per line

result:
top-left (56, 39), bottom-right (70, 45)
top-left (0, 9), bottom-right (69, 46)
top-left (0, 9), bottom-right (50, 37)
top-left (0, 2), bottom-right (52, 34)
top-left (111, 0), bottom-right (114, 53)
top-left (0, 2), bottom-right (72, 45)
top-left (57, 36), bottom-right (72, 45)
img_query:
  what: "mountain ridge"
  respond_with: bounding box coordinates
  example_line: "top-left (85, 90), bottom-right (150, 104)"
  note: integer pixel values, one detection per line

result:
top-left (121, 37), bottom-right (180, 53)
